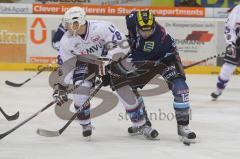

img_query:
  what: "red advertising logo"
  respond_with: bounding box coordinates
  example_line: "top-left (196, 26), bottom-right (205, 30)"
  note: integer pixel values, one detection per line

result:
top-left (30, 18), bottom-right (47, 44)
top-left (186, 31), bottom-right (213, 42)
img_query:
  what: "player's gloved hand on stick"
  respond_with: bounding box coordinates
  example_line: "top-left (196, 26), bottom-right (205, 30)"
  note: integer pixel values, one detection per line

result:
top-left (53, 83), bottom-right (68, 106)
top-left (101, 61), bottom-right (124, 87)
top-left (101, 74), bottom-right (111, 87)
top-left (226, 43), bottom-right (236, 56)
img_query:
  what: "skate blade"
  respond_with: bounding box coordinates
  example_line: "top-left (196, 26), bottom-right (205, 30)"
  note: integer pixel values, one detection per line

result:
top-left (129, 132), bottom-right (141, 136)
top-left (211, 98), bottom-right (218, 101)
top-left (179, 136), bottom-right (197, 145)
top-left (146, 136), bottom-right (160, 141)
top-left (84, 136), bottom-right (92, 142)
top-left (144, 133), bottom-right (160, 140)
top-left (129, 132), bottom-right (160, 140)
top-left (132, 135), bottom-right (160, 141)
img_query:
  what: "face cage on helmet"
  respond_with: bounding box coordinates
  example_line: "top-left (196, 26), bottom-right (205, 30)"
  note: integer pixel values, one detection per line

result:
top-left (62, 18), bottom-right (83, 35)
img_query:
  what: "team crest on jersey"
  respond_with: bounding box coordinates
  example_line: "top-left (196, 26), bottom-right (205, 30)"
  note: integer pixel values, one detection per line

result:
top-left (143, 41), bottom-right (154, 52)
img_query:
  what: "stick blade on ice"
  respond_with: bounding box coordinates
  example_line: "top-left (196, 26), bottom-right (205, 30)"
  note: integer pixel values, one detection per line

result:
top-left (6, 111), bottom-right (20, 121)
top-left (5, 80), bottom-right (23, 87)
top-left (36, 129), bottom-right (60, 137)
top-left (0, 107), bottom-right (20, 121)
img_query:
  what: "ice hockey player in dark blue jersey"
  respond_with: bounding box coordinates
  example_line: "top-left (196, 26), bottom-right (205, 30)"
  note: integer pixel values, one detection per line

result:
top-left (125, 10), bottom-right (197, 144)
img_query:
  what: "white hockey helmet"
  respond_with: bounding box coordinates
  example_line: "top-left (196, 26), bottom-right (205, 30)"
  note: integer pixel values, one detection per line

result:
top-left (62, 6), bottom-right (86, 29)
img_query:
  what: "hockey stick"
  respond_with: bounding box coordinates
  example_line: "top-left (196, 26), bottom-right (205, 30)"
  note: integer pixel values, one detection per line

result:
top-left (0, 107), bottom-right (19, 121)
top-left (36, 63), bottom-right (170, 137)
top-left (183, 52), bottom-right (226, 69)
top-left (0, 83), bottom-right (82, 140)
top-left (36, 52), bottom-right (223, 137)
top-left (5, 68), bottom-right (45, 87)
top-left (0, 101), bottom-right (56, 140)
top-left (37, 82), bottom-right (104, 137)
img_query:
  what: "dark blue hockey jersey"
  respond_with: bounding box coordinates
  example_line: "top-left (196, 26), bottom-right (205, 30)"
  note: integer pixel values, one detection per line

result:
top-left (126, 11), bottom-right (177, 61)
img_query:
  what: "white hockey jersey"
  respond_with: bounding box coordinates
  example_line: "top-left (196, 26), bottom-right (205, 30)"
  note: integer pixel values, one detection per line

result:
top-left (59, 20), bottom-right (129, 64)
top-left (225, 5), bottom-right (240, 45)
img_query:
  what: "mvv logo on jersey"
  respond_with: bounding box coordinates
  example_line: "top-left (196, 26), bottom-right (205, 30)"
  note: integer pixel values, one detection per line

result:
top-left (144, 41), bottom-right (154, 52)
top-left (74, 40), bottom-right (104, 55)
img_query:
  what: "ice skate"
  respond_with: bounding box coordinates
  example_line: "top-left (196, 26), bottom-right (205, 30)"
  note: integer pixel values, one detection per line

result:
top-left (128, 107), bottom-right (152, 135)
top-left (211, 90), bottom-right (222, 100)
top-left (178, 125), bottom-right (196, 145)
top-left (128, 120), bottom-right (151, 135)
top-left (128, 125), bottom-right (139, 135)
top-left (82, 123), bottom-right (94, 140)
top-left (139, 124), bottom-right (159, 140)
top-left (128, 123), bottom-right (158, 140)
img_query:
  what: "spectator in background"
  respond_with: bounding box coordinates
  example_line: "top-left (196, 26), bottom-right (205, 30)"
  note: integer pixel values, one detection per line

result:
top-left (177, 0), bottom-right (202, 7)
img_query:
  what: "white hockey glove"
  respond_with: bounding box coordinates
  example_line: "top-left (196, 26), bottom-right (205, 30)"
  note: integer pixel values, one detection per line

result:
top-left (96, 58), bottom-right (111, 87)
top-left (53, 83), bottom-right (68, 106)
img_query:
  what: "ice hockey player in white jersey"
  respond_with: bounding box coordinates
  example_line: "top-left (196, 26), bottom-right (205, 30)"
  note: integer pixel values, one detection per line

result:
top-left (53, 6), bottom-right (158, 139)
top-left (211, 4), bottom-right (240, 100)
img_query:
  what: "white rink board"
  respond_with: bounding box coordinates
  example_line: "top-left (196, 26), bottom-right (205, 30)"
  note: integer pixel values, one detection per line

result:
top-left (0, 14), bottom-right (226, 66)
top-left (0, 72), bottom-right (240, 159)
top-left (26, 15), bottom-right (225, 65)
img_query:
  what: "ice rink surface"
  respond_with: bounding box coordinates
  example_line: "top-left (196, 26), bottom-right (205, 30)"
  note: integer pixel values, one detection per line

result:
top-left (0, 71), bottom-right (240, 159)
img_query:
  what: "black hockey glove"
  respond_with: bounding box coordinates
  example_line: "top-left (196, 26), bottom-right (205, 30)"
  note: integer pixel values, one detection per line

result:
top-left (101, 61), bottom-right (123, 87)
top-left (53, 83), bottom-right (68, 106)
top-left (101, 74), bottom-right (111, 87)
